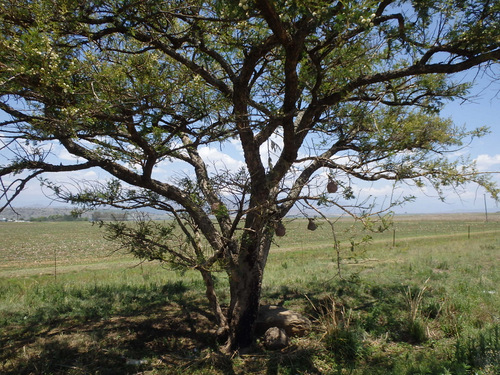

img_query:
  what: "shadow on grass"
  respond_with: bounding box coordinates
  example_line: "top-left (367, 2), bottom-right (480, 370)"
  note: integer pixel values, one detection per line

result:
top-left (1, 275), bottom-right (485, 374)
top-left (265, 348), bottom-right (322, 375)
top-left (0, 277), bottom-right (335, 374)
top-left (0, 280), bottom-right (221, 374)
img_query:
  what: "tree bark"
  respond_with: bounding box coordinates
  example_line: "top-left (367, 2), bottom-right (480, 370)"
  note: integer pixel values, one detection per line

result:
top-left (199, 268), bottom-right (228, 331)
top-left (224, 229), bottom-right (273, 353)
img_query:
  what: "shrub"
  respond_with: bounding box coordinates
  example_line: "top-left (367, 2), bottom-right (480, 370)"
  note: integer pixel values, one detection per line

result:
top-left (454, 325), bottom-right (500, 372)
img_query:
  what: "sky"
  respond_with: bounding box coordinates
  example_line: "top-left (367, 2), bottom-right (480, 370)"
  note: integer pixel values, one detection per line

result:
top-left (1, 71), bottom-right (499, 215)
top-left (398, 70), bottom-right (500, 214)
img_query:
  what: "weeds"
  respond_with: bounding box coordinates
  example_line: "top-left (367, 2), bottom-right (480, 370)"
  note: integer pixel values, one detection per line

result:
top-left (455, 325), bottom-right (500, 372)
top-left (403, 278), bottom-right (430, 343)
top-left (307, 294), bottom-right (365, 367)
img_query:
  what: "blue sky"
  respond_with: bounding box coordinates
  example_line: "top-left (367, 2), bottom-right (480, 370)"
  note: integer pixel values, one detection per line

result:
top-left (391, 70), bottom-right (500, 214)
top-left (1, 71), bottom-right (499, 214)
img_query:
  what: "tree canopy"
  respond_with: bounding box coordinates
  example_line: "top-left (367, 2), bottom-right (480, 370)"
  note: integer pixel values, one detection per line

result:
top-left (1, 0), bottom-right (499, 352)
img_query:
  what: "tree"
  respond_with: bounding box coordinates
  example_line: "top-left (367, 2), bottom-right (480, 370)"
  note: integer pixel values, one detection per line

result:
top-left (1, 0), bottom-right (499, 352)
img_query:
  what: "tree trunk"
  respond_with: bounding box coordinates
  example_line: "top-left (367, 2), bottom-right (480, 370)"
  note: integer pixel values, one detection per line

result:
top-left (224, 230), bottom-right (273, 353)
top-left (199, 268), bottom-right (228, 331)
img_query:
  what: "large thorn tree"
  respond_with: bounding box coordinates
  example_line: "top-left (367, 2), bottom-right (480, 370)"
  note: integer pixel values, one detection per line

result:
top-left (1, 0), bottom-right (499, 352)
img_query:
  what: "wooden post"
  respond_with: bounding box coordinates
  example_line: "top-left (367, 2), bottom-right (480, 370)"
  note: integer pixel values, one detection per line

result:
top-left (484, 194), bottom-right (488, 222)
top-left (54, 247), bottom-right (57, 281)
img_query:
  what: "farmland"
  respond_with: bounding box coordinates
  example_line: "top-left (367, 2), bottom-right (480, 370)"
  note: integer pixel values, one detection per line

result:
top-left (1, 213), bottom-right (499, 374)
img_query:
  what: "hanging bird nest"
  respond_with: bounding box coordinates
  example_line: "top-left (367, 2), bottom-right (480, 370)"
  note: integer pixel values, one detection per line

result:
top-left (307, 218), bottom-right (317, 231)
top-left (211, 202), bottom-right (220, 212)
top-left (327, 179), bottom-right (338, 193)
top-left (276, 221), bottom-right (286, 237)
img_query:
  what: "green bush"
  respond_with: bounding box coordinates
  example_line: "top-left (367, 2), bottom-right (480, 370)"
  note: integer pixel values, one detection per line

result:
top-left (324, 327), bottom-right (365, 366)
top-left (454, 325), bottom-right (500, 373)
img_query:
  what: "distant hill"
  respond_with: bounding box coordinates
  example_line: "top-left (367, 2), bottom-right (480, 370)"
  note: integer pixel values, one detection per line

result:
top-left (1, 207), bottom-right (168, 221)
top-left (1, 207), bottom-right (82, 221)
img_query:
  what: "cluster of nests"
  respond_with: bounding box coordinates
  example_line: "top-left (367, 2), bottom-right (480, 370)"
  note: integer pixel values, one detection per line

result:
top-left (276, 179), bottom-right (338, 237)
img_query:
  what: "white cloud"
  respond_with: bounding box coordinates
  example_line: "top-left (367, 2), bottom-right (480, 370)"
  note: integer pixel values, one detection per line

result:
top-left (198, 146), bottom-right (245, 172)
top-left (82, 170), bottom-right (98, 179)
top-left (353, 183), bottom-right (398, 197)
top-left (58, 148), bottom-right (80, 161)
top-left (475, 154), bottom-right (500, 171)
top-left (229, 138), bottom-right (244, 156)
top-left (259, 133), bottom-right (284, 167)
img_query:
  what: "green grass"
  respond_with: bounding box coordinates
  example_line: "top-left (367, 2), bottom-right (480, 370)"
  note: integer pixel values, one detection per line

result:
top-left (0, 214), bottom-right (499, 374)
top-left (0, 221), bottom-right (122, 272)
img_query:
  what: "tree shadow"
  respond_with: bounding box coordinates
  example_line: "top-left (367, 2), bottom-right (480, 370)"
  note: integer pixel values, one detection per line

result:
top-left (5, 338), bottom-right (126, 375)
top-left (1, 274), bottom-right (446, 374)
top-left (0, 280), bottom-right (222, 374)
top-left (265, 348), bottom-right (322, 375)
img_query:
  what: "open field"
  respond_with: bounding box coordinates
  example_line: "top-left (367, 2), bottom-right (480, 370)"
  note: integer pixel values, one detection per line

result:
top-left (1, 213), bottom-right (499, 374)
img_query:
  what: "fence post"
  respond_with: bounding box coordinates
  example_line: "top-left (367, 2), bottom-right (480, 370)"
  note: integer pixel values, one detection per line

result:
top-left (54, 247), bottom-right (57, 281)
